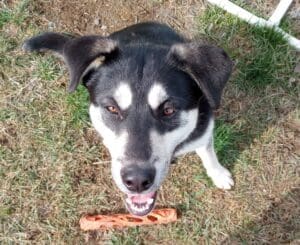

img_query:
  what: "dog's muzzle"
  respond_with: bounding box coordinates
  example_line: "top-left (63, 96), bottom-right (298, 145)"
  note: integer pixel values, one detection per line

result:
top-left (121, 165), bottom-right (158, 216)
top-left (125, 191), bottom-right (158, 216)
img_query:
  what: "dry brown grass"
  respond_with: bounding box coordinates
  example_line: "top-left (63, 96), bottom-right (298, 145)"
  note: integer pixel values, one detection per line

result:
top-left (1, 0), bottom-right (299, 244)
top-left (31, 0), bottom-right (206, 37)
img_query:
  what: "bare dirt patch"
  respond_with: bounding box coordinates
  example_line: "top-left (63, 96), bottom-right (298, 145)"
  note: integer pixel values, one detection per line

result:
top-left (33, 0), bottom-right (206, 36)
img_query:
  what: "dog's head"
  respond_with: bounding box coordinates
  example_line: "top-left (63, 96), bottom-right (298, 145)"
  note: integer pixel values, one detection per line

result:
top-left (23, 32), bottom-right (232, 216)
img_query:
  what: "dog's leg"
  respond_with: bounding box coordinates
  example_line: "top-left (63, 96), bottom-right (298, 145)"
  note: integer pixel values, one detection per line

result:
top-left (196, 138), bottom-right (234, 189)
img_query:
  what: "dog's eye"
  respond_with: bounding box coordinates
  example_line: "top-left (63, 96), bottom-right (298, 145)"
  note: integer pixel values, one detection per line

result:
top-left (106, 106), bottom-right (119, 114)
top-left (161, 101), bottom-right (176, 117)
top-left (163, 107), bottom-right (175, 116)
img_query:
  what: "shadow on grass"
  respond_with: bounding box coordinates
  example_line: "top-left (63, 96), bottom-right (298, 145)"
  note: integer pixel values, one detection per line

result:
top-left (228, 188), bottom-right (300, 243)
top-left (198, 6), bottom-right (299, 171)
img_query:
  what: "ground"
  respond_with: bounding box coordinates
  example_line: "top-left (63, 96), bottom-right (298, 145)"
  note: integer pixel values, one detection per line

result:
top-left (0, 0), bottom-right (300, 244)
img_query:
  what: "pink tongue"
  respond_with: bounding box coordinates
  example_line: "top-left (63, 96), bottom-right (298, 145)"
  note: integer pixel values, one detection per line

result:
top-left (128, 192), bottom-right (155, 203)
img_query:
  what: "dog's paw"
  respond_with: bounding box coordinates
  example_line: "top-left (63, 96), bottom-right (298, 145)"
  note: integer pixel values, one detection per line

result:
top-left (207, 167), bottom-right (234, 190)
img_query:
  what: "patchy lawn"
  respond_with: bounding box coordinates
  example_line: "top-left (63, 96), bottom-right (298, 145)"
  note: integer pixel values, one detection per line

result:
top-left (1, 0), bottom-right (299, 243)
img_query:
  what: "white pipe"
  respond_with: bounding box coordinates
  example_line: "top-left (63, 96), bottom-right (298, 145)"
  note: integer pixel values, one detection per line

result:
top-left (208, 0), bottom-right (271, 26)
top-left (207, 0), bottom-right (300, 51)
top-left (269, 0), bottom-right (293, 25)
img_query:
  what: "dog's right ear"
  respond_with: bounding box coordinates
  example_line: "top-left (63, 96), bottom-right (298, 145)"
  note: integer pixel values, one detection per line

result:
top-left (23, 33), bottom-right (118, 92)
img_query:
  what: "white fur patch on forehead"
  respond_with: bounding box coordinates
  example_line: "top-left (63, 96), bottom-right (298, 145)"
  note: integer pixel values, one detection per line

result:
top-left (114, 83), bottom-right (132, 110)
top-left (148, 83), bottom-right (168, 110)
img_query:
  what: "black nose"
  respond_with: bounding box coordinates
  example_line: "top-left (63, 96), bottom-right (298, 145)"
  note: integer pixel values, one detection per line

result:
top-left (121, 165), bottom-right (156, 193)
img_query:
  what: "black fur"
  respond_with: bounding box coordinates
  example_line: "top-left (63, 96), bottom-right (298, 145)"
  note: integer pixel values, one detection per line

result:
top-left (110, 21), bottom-right (185, 45)
top-left (22, 32), bottom-right (72, 53)
top-left (23, 33), bottom-right (118, 92)
top-left (23, 21), bottom-right (233, 185)
top-left (169, 43), bottom-right (233, 109)
top-left (23, 22), bottom-right (232, 108)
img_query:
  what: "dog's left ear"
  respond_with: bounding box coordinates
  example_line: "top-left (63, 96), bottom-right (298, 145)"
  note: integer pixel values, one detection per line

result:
top-left (23, 33), bottom-right (118, 92)
top-left (169, 43), bottom-right (233, 109)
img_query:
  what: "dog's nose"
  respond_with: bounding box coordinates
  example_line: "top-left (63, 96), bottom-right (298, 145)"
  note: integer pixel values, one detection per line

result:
top-left (121, 165), bottom-right (156, 193)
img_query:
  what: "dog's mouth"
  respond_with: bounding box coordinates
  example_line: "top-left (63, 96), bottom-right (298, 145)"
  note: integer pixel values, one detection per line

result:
top-left (125, 191), bottom-right (157, 216)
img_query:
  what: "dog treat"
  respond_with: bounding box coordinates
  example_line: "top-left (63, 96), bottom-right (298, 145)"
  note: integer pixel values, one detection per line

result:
top-left (79, 208), bottom-right (177, 231)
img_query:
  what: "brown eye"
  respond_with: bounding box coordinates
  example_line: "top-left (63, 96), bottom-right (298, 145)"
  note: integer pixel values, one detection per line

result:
top-left (163, 106), bottom-right (175, 116)
top-left (106, 106), bottom-right (119, 114)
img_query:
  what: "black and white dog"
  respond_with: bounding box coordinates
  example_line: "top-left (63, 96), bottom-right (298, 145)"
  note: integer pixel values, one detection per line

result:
top-left (23, 22), bottom-right (234, 216)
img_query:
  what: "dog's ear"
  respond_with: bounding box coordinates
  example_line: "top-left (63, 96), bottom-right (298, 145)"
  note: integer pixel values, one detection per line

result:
top-left (23, 33), bottom-right (118, 92)
top-left (169, 42), bottom-right (233, 109)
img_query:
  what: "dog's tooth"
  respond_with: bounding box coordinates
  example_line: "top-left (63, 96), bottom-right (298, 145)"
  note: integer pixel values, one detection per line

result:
top-left (147, 198), bottom-right (154, 205)
top-left (140, 205), bottom-right (145, 211)
top-left (133, 204), bottom-right (140, 211)
top-left (131, 202), bottom-right (152, 213)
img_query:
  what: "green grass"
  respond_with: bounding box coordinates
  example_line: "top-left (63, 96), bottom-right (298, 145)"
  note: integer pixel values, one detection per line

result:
top-left (238, 26), bottom-right (295, 89)
top-left (33, 56), bottom-right (63, 81)
top-left (198, 6), bottom-right (298, 91)
top-left (0, 9), bottom-right (13, 29)
top-left (66, 85), bottom-right (89, 127)
top-left (214, 120), bottom-right (241, 169)
top-left (1, 1), bottom-right (299, 244)
top-left (0, 0), bottom-right (30, 29)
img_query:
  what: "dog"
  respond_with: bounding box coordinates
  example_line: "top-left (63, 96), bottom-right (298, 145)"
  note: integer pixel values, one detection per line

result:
top-left (23, 22), bottom-right (234, 216)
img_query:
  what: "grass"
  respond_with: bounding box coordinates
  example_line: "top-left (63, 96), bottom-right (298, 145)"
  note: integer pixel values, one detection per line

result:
top-left (0, 0), bottom-right (30, 29)
top-left (66, 85), bottom-right (89, 127)
top-left (214, 120), bottom-right (240, 169)
top-left (198, 6), bottom-right (298, 91)
top-left (33, 56), bottom-right (63, 81)
top-left (1, 0), bottom-right (299, 244)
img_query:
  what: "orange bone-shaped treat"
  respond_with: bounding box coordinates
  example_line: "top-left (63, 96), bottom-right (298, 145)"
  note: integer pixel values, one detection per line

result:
top-left (79, 208), bottom-right (177, 231)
